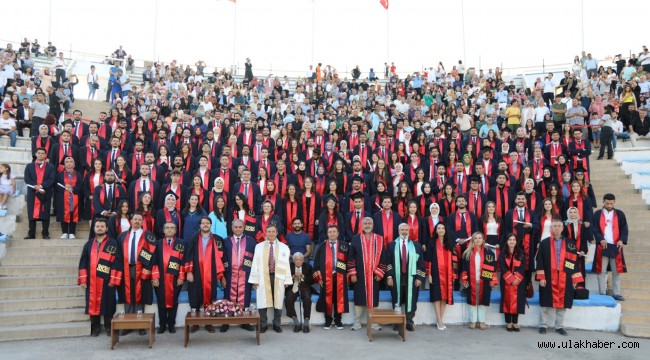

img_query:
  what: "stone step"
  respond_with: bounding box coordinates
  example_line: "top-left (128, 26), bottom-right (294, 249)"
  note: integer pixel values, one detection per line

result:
top-left (0, 308), bottom-right (87, 327)
top-left (6, 239), bottom-right (87, 247)
top-left (621, 300), bottom-right (650, 313)
top-left (621, 324), bottom-right (650, 338)
top-left (621, 279), bottom-right (650, 291)
top-left (621, 289), bottom-right (650, 301)
top-left (625, 253), bottom-right (650, 262)
top-left (1, 255), bottom-right (80, 266)
top-left (0, 275), bottom-right (77, 288)
top-left (625, 261), bottom-right (650, 271)
top-left (0, 321), bottom-right (89, 342)
top-left (621, 311), bottom-right (650, 326)
top-left (0, 146), bottom-right (33, 161)
top-left (0, 285), bottom-right (83, 300)
top-left (34, 230), bottom-right (92, 240)
top-left (0, 265), bottom-right (77, 276)
top-left (0, 137), bottom-right (32, 149)
top-left (0, 296), bottom-right (85, 312)
top-left (620, 270), bottom-right (650, 281)
top-left (5, 246), bottom-right (83, 257)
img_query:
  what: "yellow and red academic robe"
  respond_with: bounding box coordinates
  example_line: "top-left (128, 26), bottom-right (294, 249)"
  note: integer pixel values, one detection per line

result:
top-left (313, 241), bottom-right (349, 315)
top-left (535, 236), bottom-right (584, 309)
top-left (347, 233), bottom-right (387, 307)
top-left (55, 170), bottom-right (82, 223)
top-left (591, 209), bottom-right (628, 274)
top-left (186, 234), bottom-right (225, 308)
top-left (151, 237), bottom-right (187, 308)
top-left (117, 230), bottom-right (157, 306)
top-left (424, 238), bottom-right (456, 304)
top-left (78, 238), bottom-right (123, 316)
top-left (461, 247), bottom-right (498, 306)
top-left (499, 249), bottom-right (526, 315)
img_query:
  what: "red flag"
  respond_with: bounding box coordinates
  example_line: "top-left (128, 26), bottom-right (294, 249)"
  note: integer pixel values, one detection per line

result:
top-left (380, 0), bottom-right (389, 10)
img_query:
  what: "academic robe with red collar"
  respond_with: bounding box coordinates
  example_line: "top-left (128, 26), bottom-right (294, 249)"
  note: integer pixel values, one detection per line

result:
top-left (78, 237), bottom-right (123, 316)
top-left (117, 229), bottom-right (157, 306)
top-left (535, 236), bottom-right (584, 309)
top-left (151, 237), bottom-right (187, 310)
top-left (186, 233), bottom-right (225, 309)
top-left (504, 208), bottom-right (540, 271)
top-left (313, 240), bottom-right (350, 315)
top-left (372, 210), bottom-right (401, 247)
top-left (461, 246), bottom-right (498, 306)
top-left (498, 247), bottom-right (527, 315)
top-left (591, 209), bottom-right (628, 274)
top-left (347, 233), bottom-right (388, 307)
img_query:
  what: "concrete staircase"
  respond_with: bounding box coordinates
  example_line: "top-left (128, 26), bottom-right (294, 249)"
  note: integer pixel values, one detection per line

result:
top-left (589, 152), bottom-right (650, 338)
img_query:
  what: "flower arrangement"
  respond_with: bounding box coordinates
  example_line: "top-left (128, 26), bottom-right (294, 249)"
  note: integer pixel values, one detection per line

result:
top-left (204, 300), bottom-right (245, 317)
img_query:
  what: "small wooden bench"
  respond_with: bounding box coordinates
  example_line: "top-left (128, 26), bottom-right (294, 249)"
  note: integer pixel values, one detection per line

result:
top-left (184, 312), bottom-right (261, 347)
top-left (110, 313), bottom-right (155, 349)
top-left (367, 309), bottom-right (406, 342)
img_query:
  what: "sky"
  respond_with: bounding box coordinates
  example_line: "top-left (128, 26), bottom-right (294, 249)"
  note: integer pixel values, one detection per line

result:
top-left (2, 0), bottom-right (649, 78)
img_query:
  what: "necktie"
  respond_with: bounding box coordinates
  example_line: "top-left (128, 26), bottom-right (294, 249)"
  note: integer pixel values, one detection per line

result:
top-left (244, 183), bottom-right (249, 195)
top-left (236, 237), bottom-right (241, 265)
top-left (269, 242), bottom-right (275, 273)
top-left (519, 209), bottom-right (524, 221)
top-left (460, 212), bottom-right (467, 235)
top-left (474, 192), bottom-right (478, 211)
top-left (64, 144), bottom-right (68, 155)
top-left (168, 238), bottom-right (172, 246)
top-left (354, 211), bottom-right (360, 233)
top-left (107, 185), bottom-right (113, 210)
top-left (130, 231), bottom-right (137, 265)
top-left (330, 242), bottom-right (336, 274)
top-left (91, 147), bottom-right (95, 158)
top-left (143, 180), bottom-right (148, 192)
top-left (458, 174), bottom-right (462, 189)
top-left (137, 153), bottom-right (140, 164)
top-left (482, 176), bottom-right (486, 191)
top-left (401, 240), bottom-right (407, 273)
top-left (112, 149), bottom-right (116, 165)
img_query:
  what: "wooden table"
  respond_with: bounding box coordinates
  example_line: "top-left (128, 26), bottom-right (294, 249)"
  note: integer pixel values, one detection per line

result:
top-left (110, 313), bottom-right (155, 349)
top-left (367, 309), bottom-right (406, 342)
top-left (184, 312), bottom-right (260, 347)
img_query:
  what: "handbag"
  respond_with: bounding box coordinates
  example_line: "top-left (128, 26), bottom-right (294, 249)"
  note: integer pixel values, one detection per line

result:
top-left (92, 82), bottom-right (100, 90)
top-left (526, 282), bottom-right (534, 298)
top-left (574, 286), bottom-right (589, 300)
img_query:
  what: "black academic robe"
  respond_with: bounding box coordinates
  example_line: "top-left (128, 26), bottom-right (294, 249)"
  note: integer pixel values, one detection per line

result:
top-left (344, 210), bottom-right (371, 243)
top-left (117, 230), bottom-right (157, 305)
top-left (313, 241), bottom-right (349, 315)
top-left (128, 178), bottom-right (160, 210)
top-left (535, 236), bottom-right (583, 309)
top-left (54, 170), bottom-right (83, 223)
top-left (499, 248), bottom-right (527, 315)
top-left (504, 208), bottom-right (540, 271)
top-left (347, 233), bottom-right (387, 307)
top-left (49, 142), bottom-right (80, 172)
top-left (317, 211), bottom-right (345, 245)
top-left (151, 237), bottom-right (187, 309)
top-left (591, 209), bottom-right (628, 274)
top-left (92, 183), bottom-right (127, 218)
top-left (461, 247), bottom-right (498, 306)
top-left (386, 240), bottom-right (426, 313)
top-left (372, 210), bottom-right (401, 247)
top-left (563, 222), bottom-right (591, 284)
top-left (186, 233), bottom-right (225, 308)
top-left (154, 208), bottom-right (181, 239)
top-left (221, 235), bottom-right (257, 308)
top-left (24, 162), bottom-right (56, 221)
top-left (78, 237), bottom-right (123, 316)
top-left (424, 237), bottom-right (456, 304)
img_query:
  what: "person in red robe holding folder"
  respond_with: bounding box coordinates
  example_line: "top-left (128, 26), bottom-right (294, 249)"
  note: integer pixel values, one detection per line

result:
top-left (151, 221), bottom-right (187, 334)
top-left (499, 234), bottom-right (526, 332)
top-left (78, 219), bottom-right (123, 337)
top-left (461, 232), bottom-right (498, 330)
top-left (424, 222), bottom-right (456, 331)
top-left (186, 217), bottom-right (225, 333)
top-left (536, 219), bottom-right (584, 336)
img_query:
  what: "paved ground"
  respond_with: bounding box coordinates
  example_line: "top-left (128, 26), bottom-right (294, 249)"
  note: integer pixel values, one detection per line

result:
top-left (0, 325), bottom-right (648, 360)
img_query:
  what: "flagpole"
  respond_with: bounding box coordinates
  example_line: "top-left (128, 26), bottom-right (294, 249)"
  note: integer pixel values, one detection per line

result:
top-left (153, 0), bottom-right (158, 62)
top-left (311, 0), bottom-right (315, 66)
top-left (461, 0), bottom-right (466, 65)
top-left (386, 7), bottom-right (389, 65)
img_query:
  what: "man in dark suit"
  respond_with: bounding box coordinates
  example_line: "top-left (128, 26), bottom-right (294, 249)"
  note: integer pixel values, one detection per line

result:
top-left (70, 110), bottom-right (89, 139)
top-left (285, 252), bottom-right (314, 333)
top-left (373, 196), bottom-right (401, 247)
top-left (232, 168), bottom-right (262, 214)
top-left (15, 97), bottom-right (31, 137)
top-left (220, 219), bottom-right (257, 333)
top-left (445, 195), bottom-right (479, 247)
top-left (48, 130), bottom-right (80, 172)
top-left (216, 154), bottom-right (238, 194)
top-left (79, 135), bottom-right (101, 175)
top-left (93, 171), bottom-right (127, 219)
top-left (504, 192), bottom-right (540, 288)
top-left (24, 147), bottom-right (56, 239)
top-left (344, 192), bottom-right (371, 242)
top-left (129, 163), bottom-right (160, 210)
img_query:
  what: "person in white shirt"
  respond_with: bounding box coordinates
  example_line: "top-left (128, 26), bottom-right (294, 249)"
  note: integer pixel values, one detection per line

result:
top-left (592, 193), bottom-right (628, 301)
top-left (54, 52), bottom-right (67, 86)
top-left (0, 110), bottom-right (17, 147)
top-left (610, 112), bottom-right (629, 150)
top-left (542, 73), bottom-right (556, 107)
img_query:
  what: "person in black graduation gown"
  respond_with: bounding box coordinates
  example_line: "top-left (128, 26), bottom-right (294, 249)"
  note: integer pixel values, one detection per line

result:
top-left (499, 234), bottom-right (527, 332)
top-left (344, 191), bottom-right (371, 242)
top-left (151, 221), bottom-right (188, 333)
top-left (78, 218), bottom-right (123, 337)
top-left (317, 195), bottom-right (345, 245)
top-left (313, 226), bottom-right (349, 330)
top-left (504, 192), bottom-right (540, 289)
top-left (55, 157), bottom-right (83, 239)
top-left (535, 219), bottom-right (584, 336)
top-left (385, 223), bottom-right (426, 331)
top-left (563, 207), bottom-right (591, 288)
top-left (155, 193), bottom-right (182, 239)
top-left (24, 147), bottom-right (56, 239)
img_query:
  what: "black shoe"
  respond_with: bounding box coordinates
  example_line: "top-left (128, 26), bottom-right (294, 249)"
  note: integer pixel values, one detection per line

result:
top-left (157, 326), bottom-right (166, 334)
top-left (168, 326), bottom-right (176, 334)
top-left (555, 328), bottom-right (568, 336)
top-left (105, 328), bottom-right (111, 336)
top-left (260, 326), bottom-right (268, 333)
top-left (220, 325), bottom-right (229, 333)
top-left (293, 324), bottom-right (301, 333)
top-left (120, 329), bottom-right (132, 336)
top-left (90, 327), bottom-right (99, 337)
top-left (513, 326), bottom-right (520, 332)
top-left (539, 327), bottom-right (547, 334)
top-left (24, 235), bottom-right (35, 239)
top-left (273, 325), bottom-right (282, 333)
top-left (507, 326), bottom-right (513, 332)
top-left (303, 325), bottom-right (310, 333)
top-left (205, 325), bottom-right (216, 333)
top-left (190, 325), bottom-right (200, 333)
top-left (43, 234), bottom-right (50, 239)
top-left (596, 157), bottom-right (604, 160)
top-left (607, 157), bottom-right (613, 160)
top-left (406, 325), bottom-right (414, 332)
top-left (240, 324), bottom-right (255, 331)
top-left (139, 329), bottom-right (147, 335)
